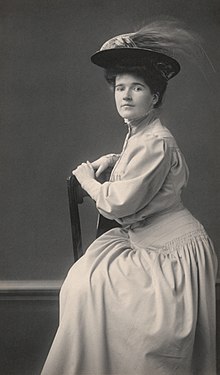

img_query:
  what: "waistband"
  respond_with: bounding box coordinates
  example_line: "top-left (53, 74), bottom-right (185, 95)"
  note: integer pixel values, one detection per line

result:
top-left (123, 204), bottom-right (186, 231)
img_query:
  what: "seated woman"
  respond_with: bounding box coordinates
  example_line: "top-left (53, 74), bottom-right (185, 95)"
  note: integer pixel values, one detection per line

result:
top-left (41, 21), bottom-right (218, 375)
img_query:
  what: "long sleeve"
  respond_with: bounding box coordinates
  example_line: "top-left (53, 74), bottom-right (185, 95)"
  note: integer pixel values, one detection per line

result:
top-left (94, 134), bottom-right (172, 220)
top-left (80, 154), bottom-right (121, 200)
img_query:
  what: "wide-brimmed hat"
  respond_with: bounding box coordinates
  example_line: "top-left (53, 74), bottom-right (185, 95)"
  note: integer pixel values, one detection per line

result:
top-left (91, 33), bottom-right (181, 81)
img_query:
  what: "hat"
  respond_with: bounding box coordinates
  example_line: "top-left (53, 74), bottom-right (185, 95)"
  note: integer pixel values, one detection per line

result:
top-left (91, 33), bottom-right (181, 81)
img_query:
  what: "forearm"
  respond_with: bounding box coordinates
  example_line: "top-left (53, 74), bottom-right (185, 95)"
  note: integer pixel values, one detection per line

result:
top-left (72, 154), bottom-right (120, 201)
top-left (80, 178), bottom-right (101, 201)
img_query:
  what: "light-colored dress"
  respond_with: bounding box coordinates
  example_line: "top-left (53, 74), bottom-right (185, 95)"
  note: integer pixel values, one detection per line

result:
top-left (41, 115), bottom-right (218, 375)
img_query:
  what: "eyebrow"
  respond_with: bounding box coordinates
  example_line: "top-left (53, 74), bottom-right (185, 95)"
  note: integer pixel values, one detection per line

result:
top-left (115, 82), bottom-right (145, 87)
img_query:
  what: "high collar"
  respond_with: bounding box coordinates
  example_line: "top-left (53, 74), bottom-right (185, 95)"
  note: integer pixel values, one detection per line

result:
top-left (124, 108), bottom-right (161, 135)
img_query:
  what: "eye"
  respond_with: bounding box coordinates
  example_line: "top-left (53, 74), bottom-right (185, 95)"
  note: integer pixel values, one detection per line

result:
top-left (115, 85), bottom-right (124, 92)
top-left (133, 85), bottom-right (143, 92)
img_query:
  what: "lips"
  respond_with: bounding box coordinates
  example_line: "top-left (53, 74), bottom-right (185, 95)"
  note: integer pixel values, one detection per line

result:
top-left (121, 104), bottom-right (134, 107)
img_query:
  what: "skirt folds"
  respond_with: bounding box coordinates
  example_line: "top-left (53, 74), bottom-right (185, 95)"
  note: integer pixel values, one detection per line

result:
top-left (41, 208), bottom-right (218, 375)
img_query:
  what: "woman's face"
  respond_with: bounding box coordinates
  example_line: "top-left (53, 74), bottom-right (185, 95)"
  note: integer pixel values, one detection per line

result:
top-left (114, 73), bottom-right (156, 121)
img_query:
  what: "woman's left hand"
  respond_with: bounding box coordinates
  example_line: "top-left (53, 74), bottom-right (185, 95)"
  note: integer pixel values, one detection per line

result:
top-left (72, 161), bottom-right (95, 184)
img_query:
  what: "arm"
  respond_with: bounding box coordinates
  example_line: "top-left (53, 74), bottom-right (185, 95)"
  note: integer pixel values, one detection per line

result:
top-left (79, 135), bottom-right (172, 219)
top-left (72, 153), bottom-right (120, 200)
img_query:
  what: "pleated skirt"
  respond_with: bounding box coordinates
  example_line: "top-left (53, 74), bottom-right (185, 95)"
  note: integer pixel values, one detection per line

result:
top-left (41, 208), bottom-right (218, 375)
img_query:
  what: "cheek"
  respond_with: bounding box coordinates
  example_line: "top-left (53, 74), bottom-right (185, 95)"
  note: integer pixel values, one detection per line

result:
top-left (140, 94), bottom-right (153, 108)
top-left (114, 94), bottom-right (121, 108)
top-left (137, 96), bottom-right (151, 110)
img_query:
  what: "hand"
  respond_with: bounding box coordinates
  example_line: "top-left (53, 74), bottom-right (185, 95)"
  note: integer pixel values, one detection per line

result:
top-left (72, 161), bottom-right (95, 184)
top-left (91, 155), bottom-right (112, 178)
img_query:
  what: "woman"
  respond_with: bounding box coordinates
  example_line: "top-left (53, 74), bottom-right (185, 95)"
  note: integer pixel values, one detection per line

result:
top-left (41, 21), bottom-right (218, 375)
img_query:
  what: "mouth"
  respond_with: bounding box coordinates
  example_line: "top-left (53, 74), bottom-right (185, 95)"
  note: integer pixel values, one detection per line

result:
top-left (121, 104), bottom-right (134, 108)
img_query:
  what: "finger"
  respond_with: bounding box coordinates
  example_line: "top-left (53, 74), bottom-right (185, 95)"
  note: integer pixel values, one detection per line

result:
top-left (86, 161), bottom-right (94, 170)
top-left (91, 160), bottom-right (98, 169)
top-left (96, 165), bottom-right (104, 177)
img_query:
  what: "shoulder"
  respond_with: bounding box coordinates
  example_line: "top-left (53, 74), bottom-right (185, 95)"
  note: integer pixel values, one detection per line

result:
top-left (131, 129), bottom-right (172, 164)
top-left (143, 119), bottom-right (179, 149)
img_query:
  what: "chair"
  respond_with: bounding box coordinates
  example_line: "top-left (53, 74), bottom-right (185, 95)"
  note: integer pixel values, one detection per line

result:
top-left (67, 174), bottom-right (120, 261)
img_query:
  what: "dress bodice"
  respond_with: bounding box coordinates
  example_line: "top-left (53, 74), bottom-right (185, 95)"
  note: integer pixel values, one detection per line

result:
top-left (96, 117), bottom-right (189, 226)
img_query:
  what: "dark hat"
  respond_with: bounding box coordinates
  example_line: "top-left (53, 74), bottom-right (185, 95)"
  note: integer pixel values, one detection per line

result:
top-left (91, 33), bottom-right (180, 81)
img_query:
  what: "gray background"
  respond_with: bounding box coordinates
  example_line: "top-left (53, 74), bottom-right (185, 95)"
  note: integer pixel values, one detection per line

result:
top-left (1, 0), bottom-right (219, 281)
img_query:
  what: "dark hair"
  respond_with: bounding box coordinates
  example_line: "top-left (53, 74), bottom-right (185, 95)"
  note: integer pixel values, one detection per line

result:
top-left (104, 65), bottom-right (168, 108)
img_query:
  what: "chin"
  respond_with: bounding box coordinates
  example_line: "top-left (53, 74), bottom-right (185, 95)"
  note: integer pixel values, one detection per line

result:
top-left (120, 109), bottom-right (136, 118)
top-left (120, 112), bottom-right (137, 121)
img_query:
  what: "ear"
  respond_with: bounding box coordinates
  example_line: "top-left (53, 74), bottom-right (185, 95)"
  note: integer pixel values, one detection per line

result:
top-left (152, 93), bottom-right (159, 105)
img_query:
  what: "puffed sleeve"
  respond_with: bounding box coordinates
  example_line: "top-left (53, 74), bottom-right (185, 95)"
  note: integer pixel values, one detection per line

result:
top-left (81, 134), bottom-right (172, 220)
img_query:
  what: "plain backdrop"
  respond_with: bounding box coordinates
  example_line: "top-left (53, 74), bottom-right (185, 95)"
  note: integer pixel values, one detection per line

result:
top-left (0, 0), bottom-right (219, 281)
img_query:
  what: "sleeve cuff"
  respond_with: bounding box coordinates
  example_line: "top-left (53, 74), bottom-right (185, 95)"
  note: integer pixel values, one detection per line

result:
top-left (80, 178), bottom-right (101, 201)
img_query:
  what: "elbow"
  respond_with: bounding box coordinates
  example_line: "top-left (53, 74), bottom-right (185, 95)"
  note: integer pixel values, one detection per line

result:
top-left (96, 195), bottom-right (140, 219)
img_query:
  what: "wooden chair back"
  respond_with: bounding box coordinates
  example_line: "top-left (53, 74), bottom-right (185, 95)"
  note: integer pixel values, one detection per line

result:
top-left (67, 175), bottom-right (120, 261)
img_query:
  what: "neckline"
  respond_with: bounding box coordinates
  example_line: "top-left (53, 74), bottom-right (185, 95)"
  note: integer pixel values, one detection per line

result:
top-left (124, 108), bottom-right (161, 135)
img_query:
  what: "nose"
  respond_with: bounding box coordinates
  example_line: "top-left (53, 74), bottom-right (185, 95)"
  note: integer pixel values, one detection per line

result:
top-left (123, 88), bottom-right (132, 101)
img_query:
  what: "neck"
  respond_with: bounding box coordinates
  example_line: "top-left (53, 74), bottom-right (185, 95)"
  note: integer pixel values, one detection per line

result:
top-left (124, 108), bottom-right (160, 128)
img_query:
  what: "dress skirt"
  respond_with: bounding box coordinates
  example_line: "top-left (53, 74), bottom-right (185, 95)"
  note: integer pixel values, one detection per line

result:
top-left (41, 208), bottom-right (218, 375)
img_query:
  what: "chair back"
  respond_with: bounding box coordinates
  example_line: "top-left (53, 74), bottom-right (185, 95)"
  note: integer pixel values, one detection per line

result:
top-left (67, 174), bottom-right (120, 261)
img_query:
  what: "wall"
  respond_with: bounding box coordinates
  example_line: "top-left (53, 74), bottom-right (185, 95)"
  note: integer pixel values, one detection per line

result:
top-left (0, 0), bottom-right (219, 281)
top-left (0, 284), bottom-right (59, 375)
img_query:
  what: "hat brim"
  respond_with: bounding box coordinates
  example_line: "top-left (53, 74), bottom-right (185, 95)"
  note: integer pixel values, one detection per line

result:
top-left (91, 48), bottom-right (180, 79)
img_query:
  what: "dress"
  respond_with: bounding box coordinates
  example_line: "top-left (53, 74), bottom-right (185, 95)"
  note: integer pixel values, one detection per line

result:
top-left (41, 114), bottom-right (218, 375)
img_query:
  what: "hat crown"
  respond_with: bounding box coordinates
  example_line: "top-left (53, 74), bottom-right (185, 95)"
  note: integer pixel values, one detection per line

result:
top-left (100, 34), bottom-right (137, 51)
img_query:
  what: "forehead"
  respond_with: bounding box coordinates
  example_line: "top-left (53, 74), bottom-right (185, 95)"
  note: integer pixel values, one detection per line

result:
top-left (115, 73), bottom-right (146, 85)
